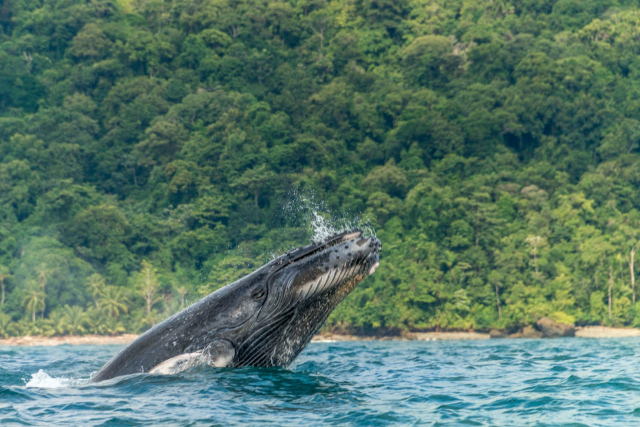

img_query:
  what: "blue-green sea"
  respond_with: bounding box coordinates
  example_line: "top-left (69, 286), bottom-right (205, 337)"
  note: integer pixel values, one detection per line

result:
top-left (2, 338), bottom-right (640, 425)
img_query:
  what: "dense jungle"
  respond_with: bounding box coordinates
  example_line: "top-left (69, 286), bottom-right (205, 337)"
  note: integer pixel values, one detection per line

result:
top-left (1, 0), bottom-right (640, 337)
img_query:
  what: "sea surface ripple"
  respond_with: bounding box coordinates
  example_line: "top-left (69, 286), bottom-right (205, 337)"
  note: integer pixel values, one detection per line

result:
top-left (2, 339), bottom-right (640, 425)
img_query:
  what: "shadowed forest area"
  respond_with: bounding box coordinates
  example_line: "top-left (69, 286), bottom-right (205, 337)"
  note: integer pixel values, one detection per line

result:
top-left (2, 0), bottom-right (640, 337)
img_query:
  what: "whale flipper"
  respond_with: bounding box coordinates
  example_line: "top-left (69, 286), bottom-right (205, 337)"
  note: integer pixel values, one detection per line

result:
top-left (149, 339), bottom-right (236, 375)
top-left (150, 352), bottom-right (203, 375)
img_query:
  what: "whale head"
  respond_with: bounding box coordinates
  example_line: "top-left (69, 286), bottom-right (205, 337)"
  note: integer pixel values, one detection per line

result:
top-left (231, 229), bottom-right (381, 366)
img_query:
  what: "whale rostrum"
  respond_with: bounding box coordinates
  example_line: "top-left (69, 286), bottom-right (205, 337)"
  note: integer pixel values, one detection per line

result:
top-left (91, 230), bottom-right (381, 381)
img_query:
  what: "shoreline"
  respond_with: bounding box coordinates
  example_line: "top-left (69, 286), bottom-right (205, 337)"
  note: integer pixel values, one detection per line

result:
top-left (311, 331), bottom-right (492, 342)
top-left (0, 334), bottom-right (140, 346)
top-left (1, 326), bottom-right (639, 346)
top-left (314, 326), bottom-right (640, 341)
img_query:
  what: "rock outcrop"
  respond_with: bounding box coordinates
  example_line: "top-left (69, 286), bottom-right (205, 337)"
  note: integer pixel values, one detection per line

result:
top-left (521, 326), bottom-right (543, 339)
top-left (535, 317), bottom-right (575, 338)
top-left (489, 329), bottom-right (506, 339)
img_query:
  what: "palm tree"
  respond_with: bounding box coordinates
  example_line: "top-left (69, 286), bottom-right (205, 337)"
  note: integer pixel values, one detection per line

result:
top-left (99, 286), bottom-right (129, 319)
top-left (85, 307), bottom-right (102, 334)
top-left (35, 264), bottom-right (58, 319)
top-left (99, 316), bottom-right (126, 336)
top-left (23, 283), bottom-right (45, 323)
top-left (86, 273), bottom-right (105, 308)
top-left (62, 305), bottom-right (89, 335)
top-left (47, 310), bottom-right (67, 336)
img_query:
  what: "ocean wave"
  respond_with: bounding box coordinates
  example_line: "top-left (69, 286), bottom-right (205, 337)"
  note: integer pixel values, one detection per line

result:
top-left (3, 340), bottom-right (640, 424)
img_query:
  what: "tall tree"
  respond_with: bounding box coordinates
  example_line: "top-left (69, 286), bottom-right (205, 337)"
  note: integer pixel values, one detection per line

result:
top-left (137, 260), bottom-right (162, 322)
top-left (35, 264), bottom-right (57, 319)
top-left (631, 247), bottom-right (636, 305)
top-left (175, 285), bottom-right (188, 310)
top-left (23, 283), bottom-right (45, 323)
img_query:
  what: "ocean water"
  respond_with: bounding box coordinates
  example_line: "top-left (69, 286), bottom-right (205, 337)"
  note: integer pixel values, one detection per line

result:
top-left (2, 339), bottom-right (640, 426)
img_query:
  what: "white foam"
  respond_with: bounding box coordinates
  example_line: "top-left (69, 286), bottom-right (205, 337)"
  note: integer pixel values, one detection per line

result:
top-left (25, 369), bottom-right (79, 388)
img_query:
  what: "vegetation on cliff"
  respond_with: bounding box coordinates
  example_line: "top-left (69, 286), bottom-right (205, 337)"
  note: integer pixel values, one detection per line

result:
top-left (2, 0), bottom-right (640, 336)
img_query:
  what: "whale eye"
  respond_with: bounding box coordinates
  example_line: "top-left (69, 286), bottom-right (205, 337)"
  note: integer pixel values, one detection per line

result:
top-left (251, 287), bottom-right (266, 300)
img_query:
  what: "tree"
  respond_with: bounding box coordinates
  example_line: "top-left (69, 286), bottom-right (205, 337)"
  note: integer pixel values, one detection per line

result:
top-left (0, 265), bottom-right (8, 306)
top-left (86, 273), bottom-right (105, 308)
top-left (631, 247), bottom-right (636, 305)
top-left (488, 270), bottom-right (502, 320)
top-left (100, 316), bottom-right (127, 336)
top-left (137, 260), bottom-right (162, 322)
top-left (0, 313), bottom-right (13, 338)
top-left (69, 23), bottom-right (112, 59)
top-left (175, 285), bottom-right (188, 310)
top-left (230, 165), bottom-right (276, 208)
top-left (135, 121), bottom-right (188, 166)
top-left (35, 263), bottom-right (57, 319)
top-left (23, 283), bottom-right (45, 323)
top-left (525, 235), bottom-right (547, 276)
top-left (61, 305), bottom-right (89, 335)
top-left (99, 287), bottom-right (129, 319)
top-left (400, 35), bottom-right (461, 87)
top-left (307, 9), bottom-right (331, 57)
top-left (609, 264), bottom-right (614, 320)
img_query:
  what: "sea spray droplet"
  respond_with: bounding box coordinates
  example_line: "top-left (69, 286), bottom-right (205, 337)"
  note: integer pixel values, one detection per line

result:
top-left (282, 190), bottom-right (375, 243)
top-left (311, 211), bottom-right (338, 242)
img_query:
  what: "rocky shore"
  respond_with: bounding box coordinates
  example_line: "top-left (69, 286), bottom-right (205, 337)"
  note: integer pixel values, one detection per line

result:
top-left (311, 331), bottom-right (492, 341)
top-left (488, 317), bottom-right (576, 339)
top-left (313, 319), bottom-right (640, 342)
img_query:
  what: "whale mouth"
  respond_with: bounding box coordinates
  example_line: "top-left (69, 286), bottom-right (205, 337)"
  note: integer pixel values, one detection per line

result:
top-left (290, 229), bottom-right (381, 301)
top-left (337, 231), bottom-right (363, 243)
top-left (319, 229), bottom-right (365, 249)
top-left (284, 229), bottom-right (365, 264)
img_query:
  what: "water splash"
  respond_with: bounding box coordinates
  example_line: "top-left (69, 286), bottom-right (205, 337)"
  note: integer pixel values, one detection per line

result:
top-left (310, 211), bottom-right (337, 242)
top-left (25, 369), bottom-right (81, 388)
top-left (281, 190), bottom-right (375, 244)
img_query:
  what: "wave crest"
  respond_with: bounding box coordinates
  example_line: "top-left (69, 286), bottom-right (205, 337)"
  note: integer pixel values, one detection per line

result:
top-left (25, 369), bottom-right (79, 389)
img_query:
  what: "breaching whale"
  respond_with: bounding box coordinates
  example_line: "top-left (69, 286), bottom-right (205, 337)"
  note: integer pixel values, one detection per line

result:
top-left (91, 229), bottom-right (381, 382)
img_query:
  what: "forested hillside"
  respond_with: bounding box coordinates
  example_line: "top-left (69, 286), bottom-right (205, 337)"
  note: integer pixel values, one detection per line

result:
top-left (2, 0), bottom-right (640, 336)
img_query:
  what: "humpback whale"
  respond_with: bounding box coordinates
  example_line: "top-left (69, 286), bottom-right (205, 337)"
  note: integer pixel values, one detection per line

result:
top-left (91, 229), bottom-right (381, 382)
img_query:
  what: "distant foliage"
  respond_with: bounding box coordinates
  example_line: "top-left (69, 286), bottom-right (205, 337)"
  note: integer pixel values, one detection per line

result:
top-left (1, 0), bottom-right (640, 335)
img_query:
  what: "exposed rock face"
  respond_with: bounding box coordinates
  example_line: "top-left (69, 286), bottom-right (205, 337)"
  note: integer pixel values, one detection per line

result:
top-left (522, 326), bottom-right (543, 339)
top-left (489, 329), bottom-right (506, 339)
top-left (535, 317), bottom-right (575, 338)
